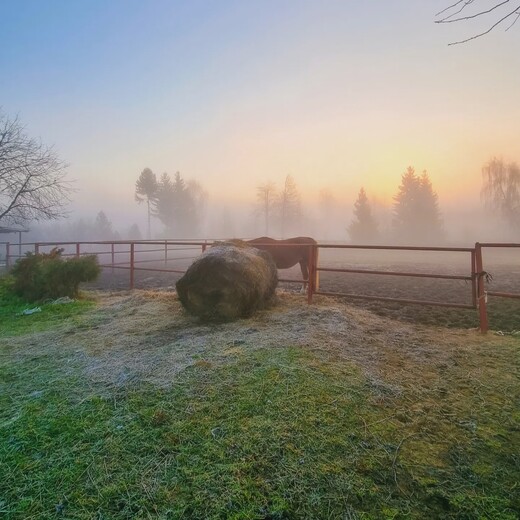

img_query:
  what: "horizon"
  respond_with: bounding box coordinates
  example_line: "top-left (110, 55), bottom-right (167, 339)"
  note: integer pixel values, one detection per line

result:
top-left (1, 1), bottom-right (519, 241)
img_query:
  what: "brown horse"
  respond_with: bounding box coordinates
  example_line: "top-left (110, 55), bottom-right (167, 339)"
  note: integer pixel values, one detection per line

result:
top-left (247, 237), bottom-right (317, 287)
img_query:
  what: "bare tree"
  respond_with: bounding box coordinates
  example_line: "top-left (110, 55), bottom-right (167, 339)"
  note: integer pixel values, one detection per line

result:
top-left (275, 175), bottom-right (301, 238)
top-left (481, 157), bottom-right (520, 231)
top-left (435, 1), bottom-right (520, 44)
top-left (0, 111), bottom-right (70, 226)
top-left (256, 182), bottom-right (277, 235)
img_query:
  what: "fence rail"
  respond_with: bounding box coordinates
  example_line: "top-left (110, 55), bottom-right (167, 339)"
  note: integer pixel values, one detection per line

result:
top-left (306, 242), bottom-right (480, 321)
top-left (2, 239), bottom-right (519, 333)
top-left (479, 243), bottom-right (520, 304)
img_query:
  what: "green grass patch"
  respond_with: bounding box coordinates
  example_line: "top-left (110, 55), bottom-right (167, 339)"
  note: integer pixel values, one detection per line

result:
top-left (1, 342), bottom-right (518, 519)
top-left (0, 275), bottom-right (95, 337)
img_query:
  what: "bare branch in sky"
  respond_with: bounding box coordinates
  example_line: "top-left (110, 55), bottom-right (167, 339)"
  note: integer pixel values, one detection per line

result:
top-left (435, 1), bottom-right (520, 44)
top-left (0, 110), bottom-right (71, 226)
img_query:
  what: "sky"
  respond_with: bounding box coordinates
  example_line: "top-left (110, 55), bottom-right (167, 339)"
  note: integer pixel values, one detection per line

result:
top-left (1, 0), bottom-right (519, 235)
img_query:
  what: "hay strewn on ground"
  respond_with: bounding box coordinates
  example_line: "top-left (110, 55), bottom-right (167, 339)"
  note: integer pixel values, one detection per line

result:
top-left (2, 288), bottom-right (512, 392)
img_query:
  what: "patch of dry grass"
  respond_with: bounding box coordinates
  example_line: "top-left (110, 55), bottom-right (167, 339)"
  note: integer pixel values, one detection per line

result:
top-left (1, 289), bottom-right (496, 388)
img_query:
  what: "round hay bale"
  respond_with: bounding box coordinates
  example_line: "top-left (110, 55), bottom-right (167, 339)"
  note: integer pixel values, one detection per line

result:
top-left (175, 242), bottom-right (278, 321)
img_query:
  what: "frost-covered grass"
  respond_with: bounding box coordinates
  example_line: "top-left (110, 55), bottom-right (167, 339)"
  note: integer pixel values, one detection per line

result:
top-left (1, 291), bottom-right (519, 519)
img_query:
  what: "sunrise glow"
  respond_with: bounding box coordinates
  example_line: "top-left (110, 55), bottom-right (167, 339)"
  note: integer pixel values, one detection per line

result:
top-left (1, 0), bottom-right (518, 241)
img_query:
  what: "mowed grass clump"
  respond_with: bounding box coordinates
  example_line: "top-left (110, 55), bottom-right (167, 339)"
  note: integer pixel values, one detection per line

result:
top-left (0, 275), bottom-right (95, 336)
top-left (1, 332), bottom-right (519, 519)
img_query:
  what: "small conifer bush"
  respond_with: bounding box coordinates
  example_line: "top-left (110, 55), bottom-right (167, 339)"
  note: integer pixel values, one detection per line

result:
top-left (10, 247), bottom-right (100, 301)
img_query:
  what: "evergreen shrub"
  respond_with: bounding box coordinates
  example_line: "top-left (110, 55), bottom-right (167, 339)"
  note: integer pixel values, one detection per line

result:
top-left (10, 248), bottom-right (100, 301)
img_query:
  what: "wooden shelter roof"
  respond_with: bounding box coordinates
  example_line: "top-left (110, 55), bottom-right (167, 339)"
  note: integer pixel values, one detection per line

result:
top-left (0, 226), bottom-right (29, 234)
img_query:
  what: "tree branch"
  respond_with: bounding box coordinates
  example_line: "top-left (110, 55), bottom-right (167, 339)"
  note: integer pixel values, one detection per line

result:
top-left (0, 110), bottom-right (71, 226)
top-left (435, 1), bottom-right (520, 44)
top-left (505, 10), bottom-right (520, 29)
top-left (436, 0), bottom-right (511, 23)
top-left (436, 0), bottom-right (477, 20)
top-left (448, 6), bottom-right (520, 44)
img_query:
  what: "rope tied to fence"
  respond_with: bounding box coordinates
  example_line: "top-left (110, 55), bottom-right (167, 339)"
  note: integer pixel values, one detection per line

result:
top-left (473, 270), bottom-right (492, 282)
top-left (475, 271), bottom-right (492, 306)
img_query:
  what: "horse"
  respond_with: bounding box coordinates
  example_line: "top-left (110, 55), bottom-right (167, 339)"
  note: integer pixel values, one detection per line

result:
top-left (247, 237), bottom-right (317, 290)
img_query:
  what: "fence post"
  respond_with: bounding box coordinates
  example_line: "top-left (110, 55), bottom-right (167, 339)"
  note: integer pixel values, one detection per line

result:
top-left (35, 243), bottom-right (40, 254)
top-left (164, 240), bottom-right (168, 266)
top-left (76, 242), bottom-right (80, 258)
top-left (111, 243), bottom-right (115, 272)
top-left (307, 245), bottom-right (316, 304)
top-left (314, 245), bottom-right (320, 292)
top-left (5, 242), bottom-right (10, 269)
top-left (471, 249), bottom-right (477, 308)
top-left (475, 242), bottom-right (489, 333)
top-left (202, 240), bottom-right (207, 253)
top-left (130, 242), bottom-right (135, 290)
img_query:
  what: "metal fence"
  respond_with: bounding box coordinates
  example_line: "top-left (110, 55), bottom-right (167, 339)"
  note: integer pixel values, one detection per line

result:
top-left (2, 239), bottom-right (519, 333)
top-left (310, 244), bottom-right (476, 310)
top-left (478, 243), bottom-right (520, 331)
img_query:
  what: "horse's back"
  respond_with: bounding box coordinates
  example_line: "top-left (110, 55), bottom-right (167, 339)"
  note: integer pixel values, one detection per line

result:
top-left (283, 237), bottom-right (317, 246)
top-left (248, 236), bottom-right (316, 246)
top-left (248, 236), bottom-right (277, 246)
top-left (246, 236), bottom-right (316, 269)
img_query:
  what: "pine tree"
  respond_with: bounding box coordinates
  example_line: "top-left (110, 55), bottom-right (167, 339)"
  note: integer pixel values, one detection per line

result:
top-left (152, 172), bottom-right (200, 237)
top-left (393, 167), bottom-right (443, 243)
top-left (348, 188), bottom-right (379, 243)
top-left (94, 211), bottom-right (118, 240)
top-left (172, 172), bottom-right (198, 236)
top-left (135, 168), bottom-right (158, 239)
top-left (152, 173), bottom-right (175, 233)
top-left (417, 171), bottom-right (443, 240)
top-left (127, 223), bottom-right (142, 240)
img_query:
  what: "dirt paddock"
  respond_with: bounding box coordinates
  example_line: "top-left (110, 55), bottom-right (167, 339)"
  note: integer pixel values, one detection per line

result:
top-left (85, 254), bottom-right (520, 331)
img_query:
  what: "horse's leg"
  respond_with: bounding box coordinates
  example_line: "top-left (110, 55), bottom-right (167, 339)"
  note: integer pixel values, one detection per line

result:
top-left (299, 259), bottom-right (308, 294)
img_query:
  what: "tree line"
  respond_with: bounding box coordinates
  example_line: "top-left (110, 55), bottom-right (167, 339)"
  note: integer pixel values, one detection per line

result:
top-left (1, 111), bottom-right (519, 243)
top-left (255, 175), bottom-right (301, 237)
top-left (349, 167), bottom-right (443, 245)
top-left (349, 158), bottom-right (520, 244)
top-left (135, 168), bottom-right (206, 238)
top-left (253, 168), bottom-right (443, 244)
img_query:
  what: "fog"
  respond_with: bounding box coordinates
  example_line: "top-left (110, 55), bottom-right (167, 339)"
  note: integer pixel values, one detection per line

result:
top-left (23, 190), bottom-right (515, 248)
top-left (2, 2), bottom-right (519, 248)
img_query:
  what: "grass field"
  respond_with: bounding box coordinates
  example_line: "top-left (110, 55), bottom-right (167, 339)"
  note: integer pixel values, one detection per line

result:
top-left (1, 285), bottom-right (519, 519)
